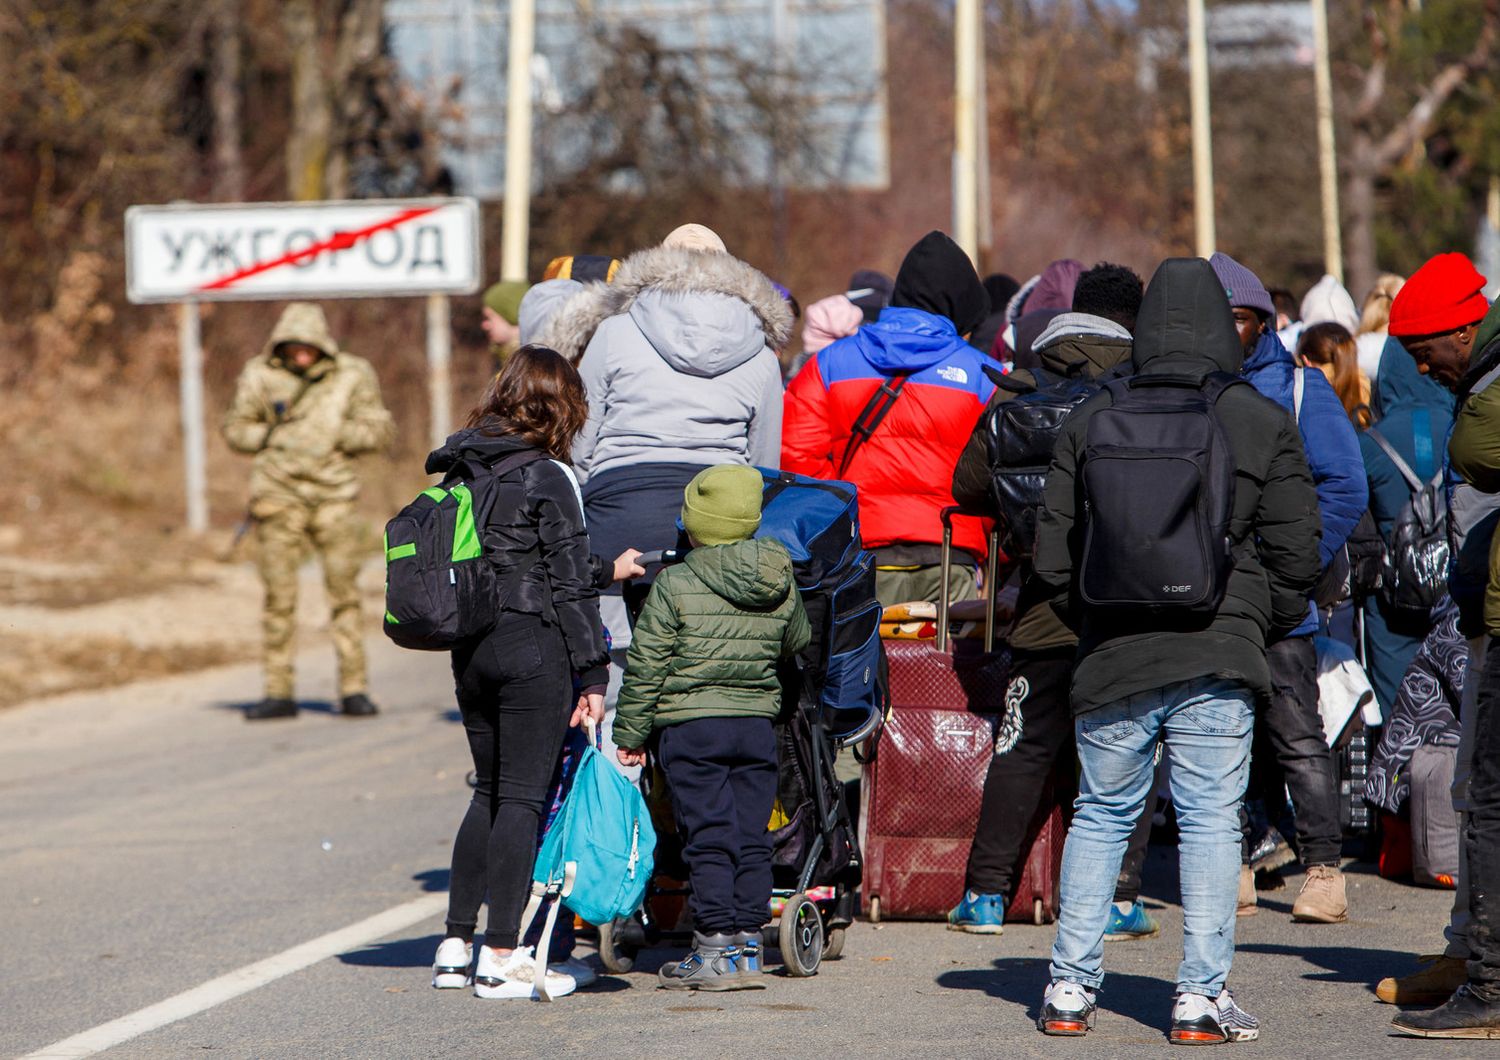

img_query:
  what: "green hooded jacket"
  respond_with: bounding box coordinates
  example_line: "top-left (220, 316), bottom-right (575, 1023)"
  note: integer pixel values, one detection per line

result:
top-left (614, 537), bottom-right (811, 749)
top-left (1444, 298), bottom-right (1500, 633)
top-left (222, 302), bottom-right (395, 510)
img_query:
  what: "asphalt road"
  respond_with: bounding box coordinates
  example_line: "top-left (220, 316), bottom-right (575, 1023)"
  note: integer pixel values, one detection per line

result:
top-left (0, 638), bottom-right (1474, 1059)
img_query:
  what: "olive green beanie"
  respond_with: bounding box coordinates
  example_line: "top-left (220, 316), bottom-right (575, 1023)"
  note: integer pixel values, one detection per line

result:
top-left (681, 464), bottom-right (763, 546)
top-left (483, 281), bottom-right (529, 325)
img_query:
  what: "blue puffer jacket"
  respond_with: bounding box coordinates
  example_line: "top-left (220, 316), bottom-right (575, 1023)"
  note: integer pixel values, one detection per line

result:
top-left (1241, 331), bottom-right (1368, 636)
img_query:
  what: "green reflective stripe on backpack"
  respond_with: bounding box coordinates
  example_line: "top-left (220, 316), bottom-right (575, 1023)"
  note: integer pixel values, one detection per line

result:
top-left (386, 542), bottom-right (416, 561)
top-left (384, 610), bottom-right (400, 624)
top-left (421, 486), bottom-right (448, 504)
top-left (449, 483), bottom-right (482, 561)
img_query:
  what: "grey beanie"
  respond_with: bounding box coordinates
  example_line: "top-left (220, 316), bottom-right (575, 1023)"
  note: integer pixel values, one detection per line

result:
top-left (1208, 252), bottom-right (1274, 319)
top-left (518, 278), bottom-right (585, 346)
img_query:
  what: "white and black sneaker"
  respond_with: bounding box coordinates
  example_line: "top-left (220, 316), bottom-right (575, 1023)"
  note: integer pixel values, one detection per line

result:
top-left (1038, 980), bottom-right (1098, 1036)
top-left (473, 945), bottom-right (577, 1001)
top-left (431, 937), bottom-right (473, 989)
top-left (1170, 989), bottom-right (1260, 1045)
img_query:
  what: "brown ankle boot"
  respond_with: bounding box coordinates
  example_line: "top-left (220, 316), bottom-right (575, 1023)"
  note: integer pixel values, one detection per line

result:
top-left (1236, 864), bottom-right (1257, 918)
top-left (1291, 864), bottom-right (1348, 923)
top-left (1377, 955), bottom-right (1469, 1005)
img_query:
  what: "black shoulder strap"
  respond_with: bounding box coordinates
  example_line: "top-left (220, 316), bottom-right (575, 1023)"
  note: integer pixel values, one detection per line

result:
top-left (1198, 371), bottom-right (1246, 403)
top-left (838, 373), bottom-right (909, 478)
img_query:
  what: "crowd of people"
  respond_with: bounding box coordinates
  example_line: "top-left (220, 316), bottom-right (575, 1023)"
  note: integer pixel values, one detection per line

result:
top-left (217, 220), bottom-right (1500, 1041)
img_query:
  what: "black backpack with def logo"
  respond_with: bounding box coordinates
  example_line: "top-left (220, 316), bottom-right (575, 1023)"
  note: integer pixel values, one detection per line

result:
top-left (1077, 372), bottom-right (1244, 616)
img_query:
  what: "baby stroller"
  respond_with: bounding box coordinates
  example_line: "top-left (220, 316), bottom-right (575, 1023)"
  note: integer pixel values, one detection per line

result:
top-left (597, 469), bottom-right (885, 977)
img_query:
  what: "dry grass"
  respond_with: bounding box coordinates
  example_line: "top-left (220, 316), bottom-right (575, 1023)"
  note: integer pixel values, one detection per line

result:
top-left (0, 635), bottom-right (251, 708)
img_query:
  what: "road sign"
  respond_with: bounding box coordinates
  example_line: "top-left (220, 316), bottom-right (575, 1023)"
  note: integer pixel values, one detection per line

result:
top-left (125, 197), bottom-right (482, 304)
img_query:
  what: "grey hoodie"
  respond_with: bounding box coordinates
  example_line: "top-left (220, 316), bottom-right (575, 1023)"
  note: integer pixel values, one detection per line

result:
top-left (538, 245), bottom-right (793, 481)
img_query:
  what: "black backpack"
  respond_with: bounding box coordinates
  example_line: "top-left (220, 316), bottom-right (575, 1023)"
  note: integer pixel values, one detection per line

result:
top-left (382, 449), bottom-right (545, 651)
top-left (1078, 372), bottom-right (1243, 615)
top-left (983, 365), bottom-right (1102, 558)
top-left (1365, 427), bottom-right (1449, 617)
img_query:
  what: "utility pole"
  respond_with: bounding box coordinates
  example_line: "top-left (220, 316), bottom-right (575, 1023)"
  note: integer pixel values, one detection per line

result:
top-left (1187, 0), bottom-right (1216, 257)
top-left (975, 3), bottom-right (993, 270)
top-left (953, 0), bottom-right (980, 263)
top-left (1310, 0), bottom-right (1343, 281)
top-left (501, 0), bottom-right (536, 282)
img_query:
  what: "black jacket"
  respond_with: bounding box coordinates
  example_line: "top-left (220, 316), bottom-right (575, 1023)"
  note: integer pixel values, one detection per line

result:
top-left (951, 317), bottom-right (1133, 653)
top-left (427, 427), bottom-right (609, 687)
top-left (1033, 258), bottom-right (1321, 714)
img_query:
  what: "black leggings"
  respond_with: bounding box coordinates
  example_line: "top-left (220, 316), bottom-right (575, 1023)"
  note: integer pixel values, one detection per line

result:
top-left (446, 613), bottom-right (573, 950)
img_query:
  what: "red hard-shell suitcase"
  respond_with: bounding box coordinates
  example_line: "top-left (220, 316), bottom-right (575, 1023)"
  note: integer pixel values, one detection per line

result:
top-left (859, 515), bottom-right (1068, 924)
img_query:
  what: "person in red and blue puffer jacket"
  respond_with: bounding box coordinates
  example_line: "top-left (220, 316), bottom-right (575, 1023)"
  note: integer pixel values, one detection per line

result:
top-left (782, 231), bottom-right (998, 605)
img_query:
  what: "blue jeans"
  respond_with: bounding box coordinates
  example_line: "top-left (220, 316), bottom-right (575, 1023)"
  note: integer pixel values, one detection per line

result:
top-left (1049, 677), bottom-right (1253, 997)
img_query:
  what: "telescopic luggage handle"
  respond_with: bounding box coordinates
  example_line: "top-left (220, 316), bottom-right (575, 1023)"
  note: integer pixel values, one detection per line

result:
top-left (937, 507), bottom-right (1000, 653)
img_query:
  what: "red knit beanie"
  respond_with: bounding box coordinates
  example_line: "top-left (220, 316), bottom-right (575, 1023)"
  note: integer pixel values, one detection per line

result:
top-left (1388, 253), bottom-right (1489, 338)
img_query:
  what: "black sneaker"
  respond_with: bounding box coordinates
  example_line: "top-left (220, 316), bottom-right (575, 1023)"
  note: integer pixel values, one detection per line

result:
top-left (658, 932), bottom-right (749, 991)
top-left (339, 693), bottom-right (379, 717)
top-left (1170, 989), bottom-right (1259, 1045)
top-left (1392, 984), bottom-right (1500, 1039)
top-left (1038, 980), bottom-right (1097, 1036)
top-left (245, 697), bottom-right (297, 721)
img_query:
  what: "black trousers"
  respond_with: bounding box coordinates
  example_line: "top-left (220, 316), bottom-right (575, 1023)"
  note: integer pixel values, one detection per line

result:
top-left (446, 613), bottom-right (573, 949)
top-left (965, 649), bottom-right (1075, 897)
top-left (1247, 635), bottom-right (1342, 867)
top-left (1467, 639), bottom-right (1500, 999)
top-left (660, 716), bottom-right (778, 935)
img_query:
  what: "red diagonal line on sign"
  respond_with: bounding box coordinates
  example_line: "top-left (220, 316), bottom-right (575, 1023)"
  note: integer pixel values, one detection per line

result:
top-left (196, 204), bottom-right (442, 292)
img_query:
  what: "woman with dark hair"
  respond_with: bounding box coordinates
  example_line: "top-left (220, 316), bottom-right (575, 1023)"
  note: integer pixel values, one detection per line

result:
top-left (1299, 322), bottom-right (1371, 427)
top-left (425, 345), bottom-right (611, 1001)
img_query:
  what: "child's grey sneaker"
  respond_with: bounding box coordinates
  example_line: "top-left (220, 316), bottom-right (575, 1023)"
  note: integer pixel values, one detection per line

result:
top-left (731, 930), bottom-right (767, 987)
top-left (658, 932), bottom-right (752, 991)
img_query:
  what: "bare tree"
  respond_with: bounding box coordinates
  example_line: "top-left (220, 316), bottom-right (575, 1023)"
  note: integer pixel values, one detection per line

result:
top-left (282, 0), bottom-right (382, 201)
top-left (210, 0), bottom-right (246, 201)
top-left (1344, 0), bottom-right (1500, 297)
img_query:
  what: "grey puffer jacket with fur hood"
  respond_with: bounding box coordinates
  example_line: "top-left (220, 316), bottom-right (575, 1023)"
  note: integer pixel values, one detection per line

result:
top-left (537, 245), bottom-right (793, 481)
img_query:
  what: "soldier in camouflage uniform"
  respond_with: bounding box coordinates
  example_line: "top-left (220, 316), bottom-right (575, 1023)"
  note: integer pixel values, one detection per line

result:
top-left (223, 302), bottom-right (395, 720)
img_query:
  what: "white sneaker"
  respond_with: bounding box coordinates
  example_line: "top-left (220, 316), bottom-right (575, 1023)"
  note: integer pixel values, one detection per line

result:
top-left (1170, 989), bottom-right (1260, 1044)
top-left (431, 937), bottom-right (472, 989)
top-left (550, 956), bottom-right (598, 989)
top-left (473, 946), bottom-right (577, 1001)
top-left (1039, 979), bottom-right (1097, 1036)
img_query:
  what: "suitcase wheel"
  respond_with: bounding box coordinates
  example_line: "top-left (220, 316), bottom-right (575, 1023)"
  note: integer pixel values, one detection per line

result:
top-left (778, 892), bottom-right (824, 977)
top-left (1033, 898), bottom-right (1044, 927)
top-left (866, 896), bottom-right (882, 924)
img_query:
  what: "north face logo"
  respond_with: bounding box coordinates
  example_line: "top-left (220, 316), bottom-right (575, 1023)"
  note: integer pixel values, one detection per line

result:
top-left (936, 365), bottom-right (968, 384)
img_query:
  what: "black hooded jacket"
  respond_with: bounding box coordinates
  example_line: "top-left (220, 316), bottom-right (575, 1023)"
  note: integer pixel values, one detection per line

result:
top-left (1033, 258), bottom-right (1321, 714)
top-left (889, 231), bottom-right (990, 338)
top-left (426, 426), bottom-right (609, 687)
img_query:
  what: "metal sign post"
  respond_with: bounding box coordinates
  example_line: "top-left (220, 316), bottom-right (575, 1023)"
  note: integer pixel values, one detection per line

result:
top-left (126, 197), bottom-right (482, 531)
top-left (178, 301), bottom-right (208, 534)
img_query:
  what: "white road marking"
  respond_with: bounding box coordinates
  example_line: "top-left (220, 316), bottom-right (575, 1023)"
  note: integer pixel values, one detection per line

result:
top-left (21, 892), bottom-right (449, 1059)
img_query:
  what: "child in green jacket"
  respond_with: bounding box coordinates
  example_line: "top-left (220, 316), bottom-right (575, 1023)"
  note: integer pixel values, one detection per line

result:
top-left (614, 464), bottom-right (810, 991)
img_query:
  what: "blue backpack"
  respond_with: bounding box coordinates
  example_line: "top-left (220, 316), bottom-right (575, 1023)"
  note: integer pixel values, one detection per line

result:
top-left (530, 734), bottom-right (655, 924)
top-left (755, 469), bottom-right (884, 740)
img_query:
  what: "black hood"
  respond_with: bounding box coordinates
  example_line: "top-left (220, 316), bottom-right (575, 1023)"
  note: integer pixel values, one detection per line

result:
top-left (425, 423), bottom-right (536, 475)
top-left (890, 231), bottom-right (990, 337)
top-left (1131, 258), bottom-right (1244, 377)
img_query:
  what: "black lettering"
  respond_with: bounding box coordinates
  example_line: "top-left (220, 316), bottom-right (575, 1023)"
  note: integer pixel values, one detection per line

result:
top-left (198, 229), bottom-right (243, 272)
top-left (250, 228), bottom-right (277, 265)
top-left (162, 230), bottom-right (196, 271)
top-left (283, 228), bottom-right (319, 270)
top-left (408, 225), bottom-right (446, 272)
top-left (364, 227), bottom-right (403, 268)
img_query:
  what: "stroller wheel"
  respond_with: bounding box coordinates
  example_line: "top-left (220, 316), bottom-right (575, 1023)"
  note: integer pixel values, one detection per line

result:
top-left (598, 917), bottom-right (640, 974)
top-left (779, 893), bottom-right (823, 977)
top-left (822, 925), bottom-right (846, 960)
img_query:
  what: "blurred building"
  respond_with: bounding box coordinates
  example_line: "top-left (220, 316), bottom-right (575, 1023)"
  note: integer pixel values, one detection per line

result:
top-left (386, 0), bottom-right (890, 197)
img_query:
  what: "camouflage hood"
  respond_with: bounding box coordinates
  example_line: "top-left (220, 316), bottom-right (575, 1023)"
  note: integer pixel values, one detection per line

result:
top-left (263, 302), bottom-right (340, 364)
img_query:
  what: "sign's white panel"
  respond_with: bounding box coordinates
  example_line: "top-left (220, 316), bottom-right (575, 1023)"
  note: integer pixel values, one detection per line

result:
top-left (125, 197), bottom-right (482, 303)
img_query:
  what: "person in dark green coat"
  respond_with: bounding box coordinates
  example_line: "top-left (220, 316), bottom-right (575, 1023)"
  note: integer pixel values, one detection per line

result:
top-left (614, 464), bottom-right (810, 992)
